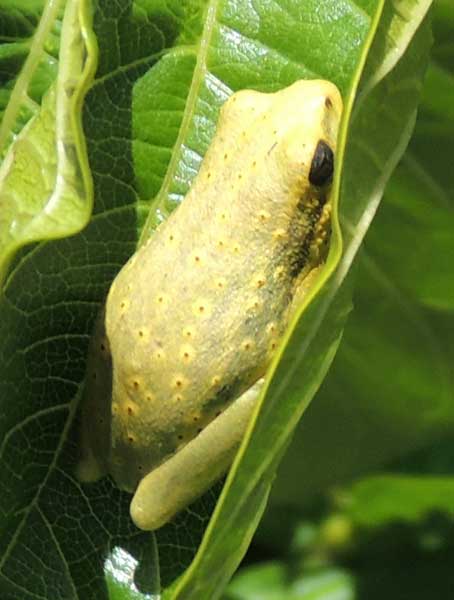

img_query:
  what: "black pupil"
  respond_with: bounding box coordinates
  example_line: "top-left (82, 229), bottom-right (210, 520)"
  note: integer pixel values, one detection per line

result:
top-left (309, 140), bottom-right (334, 186)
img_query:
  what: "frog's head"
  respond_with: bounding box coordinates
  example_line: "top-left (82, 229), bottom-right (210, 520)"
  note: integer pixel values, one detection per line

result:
top-left (275, 79), bottom-right (343, 194)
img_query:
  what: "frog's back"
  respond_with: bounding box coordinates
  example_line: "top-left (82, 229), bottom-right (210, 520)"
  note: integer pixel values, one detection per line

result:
top-left (105, 80), bottom-right (342, 490)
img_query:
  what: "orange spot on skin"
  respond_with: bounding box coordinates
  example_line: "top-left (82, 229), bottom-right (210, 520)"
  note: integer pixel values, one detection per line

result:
top-left (273, 228), bottom-right (286, 240)
top-left (155, 349), bottom-right (165, 360)
top-left (181, 345), bottom-right (194, 362)
top-left (267, 322), bottom-right (277, 335)
top-left (193, 299), bottom-right (211, 317)
top-left (274, 266), bottom-right (286, 279)
top-left (254, 275), bottom-right (266, 288)
top-left (173, 376), bottom-right (189, 391)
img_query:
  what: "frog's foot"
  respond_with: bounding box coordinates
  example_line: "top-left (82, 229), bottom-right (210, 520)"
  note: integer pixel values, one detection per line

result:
top-left (130, 378), bottom-right (265, 530)
top-left (75, 443), bottom-right (106, 483)
top-left (76, 309), bottom-right (112, 484)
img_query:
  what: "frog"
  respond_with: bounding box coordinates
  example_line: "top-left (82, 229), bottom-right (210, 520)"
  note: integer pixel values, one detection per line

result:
top-left (77, 79), bottom-right (343, 530)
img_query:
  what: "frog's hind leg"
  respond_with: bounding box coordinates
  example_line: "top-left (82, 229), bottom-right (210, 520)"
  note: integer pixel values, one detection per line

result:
top-left (130, 379), bottom-right (264, 530)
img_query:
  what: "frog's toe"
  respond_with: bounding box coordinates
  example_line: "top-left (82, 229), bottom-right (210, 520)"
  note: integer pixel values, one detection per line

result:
top-left (75, 450), bottom-right (106, 483)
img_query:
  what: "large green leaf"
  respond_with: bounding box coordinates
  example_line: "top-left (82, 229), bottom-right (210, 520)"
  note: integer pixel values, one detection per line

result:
top-left (0, 0), bottom-right (433, 598)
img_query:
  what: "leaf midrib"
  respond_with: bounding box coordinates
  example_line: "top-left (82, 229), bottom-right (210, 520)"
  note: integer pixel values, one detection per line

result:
top-left (139, 0), bottom-right (221, 244)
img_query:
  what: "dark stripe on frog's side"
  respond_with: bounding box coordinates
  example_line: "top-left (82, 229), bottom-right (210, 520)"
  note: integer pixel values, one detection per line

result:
top-left (287, 189), bottom-right (330, 278)
top-left (168, 378), bottom-right (244, 451)
top-left (204, 377), bottom-right (243, 415)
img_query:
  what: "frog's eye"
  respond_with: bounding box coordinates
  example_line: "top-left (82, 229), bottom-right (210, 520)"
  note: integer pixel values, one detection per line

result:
top-left (309, 140), bottom-right (334, 187)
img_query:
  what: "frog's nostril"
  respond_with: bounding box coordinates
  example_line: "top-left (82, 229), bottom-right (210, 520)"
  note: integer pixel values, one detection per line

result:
top-left (325, 97), bottom-right (333, 108)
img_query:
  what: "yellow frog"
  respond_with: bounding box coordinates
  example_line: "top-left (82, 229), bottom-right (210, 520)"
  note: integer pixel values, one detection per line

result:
top-left (77, 79), bottom-right (343, 530)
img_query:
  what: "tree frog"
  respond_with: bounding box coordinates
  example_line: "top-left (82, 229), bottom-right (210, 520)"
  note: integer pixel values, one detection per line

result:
top-left (77, 79), bottom-right (343, 530)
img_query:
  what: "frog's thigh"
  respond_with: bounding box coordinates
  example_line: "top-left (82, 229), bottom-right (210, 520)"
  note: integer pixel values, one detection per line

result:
top-left (130, 379), bottom-right (264, 531)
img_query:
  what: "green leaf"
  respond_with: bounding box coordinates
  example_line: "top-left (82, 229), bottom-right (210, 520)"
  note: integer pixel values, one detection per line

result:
top-left (0, 0), bottom-right (97, 282)
top-left (345, 475), bottom-right (454, 528)
top-left (0, 0), bottom-right (60, 152)
top-left (225, 541), bottom-right (454, 599)
top-left (369, 7), bottom-right (454, 310)
top-left (0, 0), bottom-right (434, 598)
top-left (225, 563), bottom-right (355, 600)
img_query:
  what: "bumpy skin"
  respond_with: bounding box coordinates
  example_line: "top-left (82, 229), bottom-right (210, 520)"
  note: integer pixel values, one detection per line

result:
top-left (78, 80), bottom-right (342, 529)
